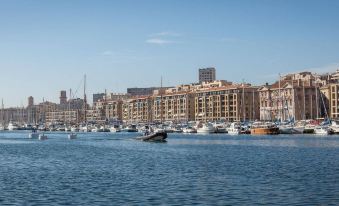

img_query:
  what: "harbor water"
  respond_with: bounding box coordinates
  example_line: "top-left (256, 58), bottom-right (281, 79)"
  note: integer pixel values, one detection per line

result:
top-left (1, 131), bottom-right (339, 205)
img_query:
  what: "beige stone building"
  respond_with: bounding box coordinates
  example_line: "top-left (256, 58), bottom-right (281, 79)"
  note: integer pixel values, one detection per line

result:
top-left (152, 91), bottom-right (195, 123)
top-left (46, 110), bottom-right (80, 124)
top-left (122, 96), bottom-right (152, 123)
top-left (259, 72), bottom-right (323, 121)
top-left (194, 84), bottom-right (260, 122)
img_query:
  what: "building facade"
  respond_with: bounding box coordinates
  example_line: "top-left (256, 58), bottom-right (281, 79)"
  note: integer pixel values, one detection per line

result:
top-left (199, 67), bottom-right (216, 83)
top-left (194, 85), bottom-right (260, 122)
top-left (259, 72), bottom-right (322, 121)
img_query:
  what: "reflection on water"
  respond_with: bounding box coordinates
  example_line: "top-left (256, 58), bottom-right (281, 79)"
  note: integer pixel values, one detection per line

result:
top-left (0, 131), bottom-right (339, 205)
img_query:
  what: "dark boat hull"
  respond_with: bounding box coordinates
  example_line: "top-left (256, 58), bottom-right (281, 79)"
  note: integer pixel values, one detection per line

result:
top-left (136, 132), bottom-right (167, 142)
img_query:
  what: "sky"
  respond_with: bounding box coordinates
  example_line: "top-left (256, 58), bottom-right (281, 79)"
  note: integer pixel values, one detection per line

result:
top-left (0, 0), bottom-right (339, 107)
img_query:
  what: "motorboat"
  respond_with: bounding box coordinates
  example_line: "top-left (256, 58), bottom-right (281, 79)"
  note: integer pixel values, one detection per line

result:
top-left (314, 126), bottom-right (334, 135)
top-left (110, 125), bottom-right (121, 133)
top-left (99, 125), bottom-right (110, 132)
top-left (330, 120), bottom-right (339, 134)
top-left (227, 122), bottom-right (241, 135)
top-left (65, 126), bottom-right (71, 132)
top-left (71, 126), bottom-right (79, 132)
top-left (250, 122), bottom-right (279, 135)
top-left (122, 125), bottom-right (138, 132)
top-left (136, 131), bottom-right (167, 142)
top-left (182, 126), bottom-right (197, 133)
top-left (39, 133), bottom-right (48, 140)
top-left (197, 123), bottom-right (215, 134)
top-left (213, 122), bottom-right (227, 133)
top-left (279, 124), bottom-right (305, 134)
top-left (81, 125), bottom-right (90, 132)
top-left (7, 122), bottom-right (19, 131)
top-left (28, 130), bottom-right (39, 139)
top-left (304, 124), bottom-right (315, 134)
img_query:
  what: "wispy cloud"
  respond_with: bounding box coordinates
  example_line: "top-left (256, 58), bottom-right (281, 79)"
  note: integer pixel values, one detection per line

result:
top-left (150, 31), bottom-right (181, 37)
top-left (101, 50), bottom-right (115, 56)
top-left (146, 38), bottom-right (175, 45)
top-left (146, 31), bottom-right (181, 45)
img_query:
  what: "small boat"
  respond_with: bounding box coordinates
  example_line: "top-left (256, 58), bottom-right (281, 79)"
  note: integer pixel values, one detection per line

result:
top-left (136, 131), bottom-right (167, 142)
top-left (314, 126), bottom-right (334, 135)
top-left (330, 120), bottom-right (339, 134)
top-left (279, 124), bottom-right (305, 134)
top-left (71, 126), bottom-right (79, 132)
top-left (8, 121), bottom-right (19, 131)
top-left (28, 130), bottom-right (39, 139)
top-left (182, 126), bottom-right (197, 133)
top-left (65, 126), bottom-right (71, 132)
top-left (227, 123), bottom-right (241, 135)
top-left (304, 124), bottom-right (315, 134)
top-left (39, 133), bottom-right (48, 140)
top-left (68, 133), bottom-right (77, 139)
top-left (122, 125), bottom-right (138, 132)
top-left (197, 123), bottom-right (215, 134)
top-left (250, 122), bottom-right (279, 135)
top-left (0, 125), bottom-right (5, 131)
top-left (110, 125), bottom-right (121, 133)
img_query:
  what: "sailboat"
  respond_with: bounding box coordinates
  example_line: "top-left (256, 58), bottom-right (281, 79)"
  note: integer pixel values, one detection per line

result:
top-left (67, 88), bottom-right (77, 140)
top-left (314, 88), bottom-right (332, 135)
top-left (0, 99), bottom-right (5, 131)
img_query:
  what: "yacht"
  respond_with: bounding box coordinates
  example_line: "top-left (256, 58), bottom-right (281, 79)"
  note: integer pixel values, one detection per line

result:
top-left (65, 126), bottom-right (71, 132)
top-left (81, 125), bottom-right (90, 132)
top-left (279, 124), bottom-right (305, 134)
top-left (182, 126), bottom-right (197, 133)
top-left (227, 122), bottom-right (241, 135)
top-left (100, 125), bottom-right (110, 132)
top-left (197, 123), bottom-right (215, 134)
top-left (7, 122), bottom-right (19, 131)
top-left (71, 126), bottom-right (79, 132)
top-left (330, 120), bottom-right (339, 134)
top-left (110, 125), bottom-right (121, 133)
top-left (122, 125), bottom-right (138, 132)
top-left (314, 126), bottom-right (334, 135)
top-left (250, 122), bottom-right (279, 135)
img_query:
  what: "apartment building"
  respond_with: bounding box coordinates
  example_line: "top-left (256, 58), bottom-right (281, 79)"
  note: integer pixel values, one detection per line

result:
top-left (194, 84), bottom-right (260, 122)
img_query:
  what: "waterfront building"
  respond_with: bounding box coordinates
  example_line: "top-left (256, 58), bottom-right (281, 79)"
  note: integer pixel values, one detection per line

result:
top-left (28, 96), bottom-right (34, 107)
top-left (122, 96), bottom-right (153, 123)
top-left (93, 93), bottom-right (105, 103)
top-left (259, 72), bottom-right (321, 121)
top-left (59, 90), bottom-right (67, 104)
top-left (93, 99), bottom-right (123, 122)
top-left (321, 70), bottom-right (339, 119)
top-left (127, 87), bottom-right (172, 96)
top-left (46, 110), bottom-right (80, 124)
top-left (85, 109), bottom-right (105, 123)
top-left (152, 91), bottom-right (195, 123)
top-left (199, 67), bottom-right (216, 83)
top-left (194, 84), bottom-right (260, 122)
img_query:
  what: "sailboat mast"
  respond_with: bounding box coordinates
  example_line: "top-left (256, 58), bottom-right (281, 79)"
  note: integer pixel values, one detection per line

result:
top-left (315, 82), bottom-right (319, 119)
top-left (303, 81), bottom-right (306, 120)
top-left (242, 80), bottom-right (245, 122)
top-left (160, 76), bottom-right (163, 124)
top-left (278, 74), bottom-right (282, 122)
top-left (84, 74), bottom-right (87, 124)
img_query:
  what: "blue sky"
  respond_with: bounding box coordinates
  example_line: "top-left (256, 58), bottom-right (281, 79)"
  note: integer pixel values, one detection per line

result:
top-left (1, 0), bottom-right (339, 106)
